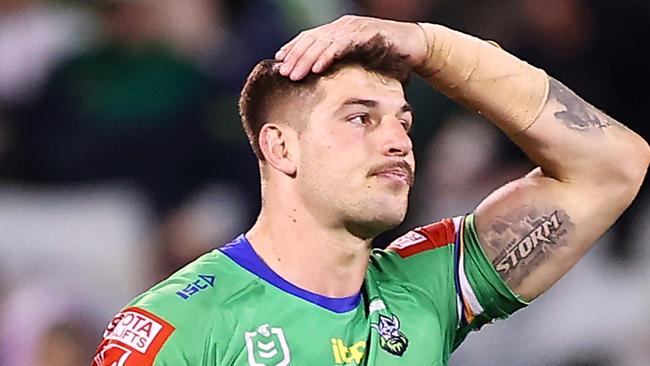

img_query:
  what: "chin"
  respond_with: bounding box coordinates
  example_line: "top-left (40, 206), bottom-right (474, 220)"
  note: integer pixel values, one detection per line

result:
top-left (377, 200), bottom-right (408, 226)
top-left (345, 209), bottom-right (407, 239)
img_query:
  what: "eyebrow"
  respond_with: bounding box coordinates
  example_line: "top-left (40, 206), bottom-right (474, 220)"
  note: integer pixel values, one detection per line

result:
top-left (338, 98), bottom-right (412, 114)
top-left (343, 98), bottom-right (377, 108)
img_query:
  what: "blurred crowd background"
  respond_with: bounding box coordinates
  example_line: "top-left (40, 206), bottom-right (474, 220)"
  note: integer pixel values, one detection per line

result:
top-left (0, 0), bottom-right (648, 365)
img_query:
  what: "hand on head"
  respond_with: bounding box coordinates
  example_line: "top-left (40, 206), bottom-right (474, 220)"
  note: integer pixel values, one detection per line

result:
top-left (274, 15), bottom-right (428, 81)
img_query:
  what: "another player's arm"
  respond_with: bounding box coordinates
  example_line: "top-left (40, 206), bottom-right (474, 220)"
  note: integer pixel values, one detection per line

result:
top-left (414, 24), bottom-right (650, 300)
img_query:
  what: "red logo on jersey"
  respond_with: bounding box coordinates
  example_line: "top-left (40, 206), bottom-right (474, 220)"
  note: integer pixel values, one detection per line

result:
top-left (388, 219), bottom-right (455, 258)
top-left (93, 343), bottom-right (132, 366)
top-left (92, 307), bottom-right (175, 366)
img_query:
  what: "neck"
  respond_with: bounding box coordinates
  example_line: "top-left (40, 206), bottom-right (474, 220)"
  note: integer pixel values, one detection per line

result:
top-left (246, 191), bottom-right (372, 298)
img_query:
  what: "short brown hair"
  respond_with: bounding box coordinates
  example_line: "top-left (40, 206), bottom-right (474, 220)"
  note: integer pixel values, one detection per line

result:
top-left (238, 34), bottom-right (411, 160)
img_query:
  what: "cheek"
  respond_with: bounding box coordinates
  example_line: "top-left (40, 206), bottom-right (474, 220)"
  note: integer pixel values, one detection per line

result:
top-left (303, 128), bottom-right (353, 158)
top-left (299, 126), bottom-right (372, 180)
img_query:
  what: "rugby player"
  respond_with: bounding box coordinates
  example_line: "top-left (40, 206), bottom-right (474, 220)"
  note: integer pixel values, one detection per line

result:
top-left (92, 16), bottom-right (650, 365)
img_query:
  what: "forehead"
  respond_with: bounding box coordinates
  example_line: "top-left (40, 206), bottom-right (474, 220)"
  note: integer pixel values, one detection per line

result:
top-left (314, 65), bottom-right (406, 110)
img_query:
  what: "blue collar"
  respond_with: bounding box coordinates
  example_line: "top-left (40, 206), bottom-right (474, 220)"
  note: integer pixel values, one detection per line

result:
top-left (219, 234), bottom-right (361, 313)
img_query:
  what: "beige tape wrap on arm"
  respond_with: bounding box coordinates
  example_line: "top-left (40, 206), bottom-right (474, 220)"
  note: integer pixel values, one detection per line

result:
top-left (415, 23), bottom-right (550, 135)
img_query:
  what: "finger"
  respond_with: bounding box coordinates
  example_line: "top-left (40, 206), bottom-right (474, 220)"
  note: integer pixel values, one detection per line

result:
top-left (275, 34), bottom-right (303, 61)
top-left (279, 33), bottom-right (317, 77)
top-left (276, 22), bottom-right (331, 60)
top-left (289, 37), bottom-right (335, 80)
top-left (311, 37), bottom-right (352, 74)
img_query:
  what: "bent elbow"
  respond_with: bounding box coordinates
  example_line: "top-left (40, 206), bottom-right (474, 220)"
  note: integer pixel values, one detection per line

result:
top-left (618, 135), bottom-right (650, 202)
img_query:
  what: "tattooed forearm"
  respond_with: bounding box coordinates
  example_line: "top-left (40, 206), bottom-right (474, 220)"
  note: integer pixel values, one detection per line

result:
top-left (548, 78), bottom-right (625, 131)
top-left (485, 209), bottom-right (574, 288)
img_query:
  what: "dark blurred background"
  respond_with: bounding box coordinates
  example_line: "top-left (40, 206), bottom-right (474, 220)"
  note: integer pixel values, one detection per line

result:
top-left (0, 0), bottom-right (648, 365)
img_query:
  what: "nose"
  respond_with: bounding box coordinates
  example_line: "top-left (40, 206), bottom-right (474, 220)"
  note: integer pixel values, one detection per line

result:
top-left (378, 115), bottom-right (413, 157)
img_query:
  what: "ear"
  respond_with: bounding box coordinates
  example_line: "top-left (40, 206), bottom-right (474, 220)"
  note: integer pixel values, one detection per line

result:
top-left (258, 123), bottom-right (298, 176)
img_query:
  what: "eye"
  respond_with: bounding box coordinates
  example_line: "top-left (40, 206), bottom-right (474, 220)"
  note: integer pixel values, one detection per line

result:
top-left (348, 113), bottom-right (371, 126)
top-left (400, 119), bottom-right (412, 132)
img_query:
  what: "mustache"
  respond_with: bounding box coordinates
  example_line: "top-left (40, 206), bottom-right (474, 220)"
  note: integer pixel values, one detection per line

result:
top-left (367, 160), bottom-right (415, 186)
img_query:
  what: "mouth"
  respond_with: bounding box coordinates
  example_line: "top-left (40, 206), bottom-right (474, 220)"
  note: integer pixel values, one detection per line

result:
top-left (368, 161), bottom-right (414, 187)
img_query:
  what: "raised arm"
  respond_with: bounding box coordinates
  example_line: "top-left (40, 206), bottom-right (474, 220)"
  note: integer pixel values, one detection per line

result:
top-left (275, 16), bottom-right (650, 300)
top-left (472, 81), bottom-right (649, 299)
top-left (414, 23), bottom-right (649, 300)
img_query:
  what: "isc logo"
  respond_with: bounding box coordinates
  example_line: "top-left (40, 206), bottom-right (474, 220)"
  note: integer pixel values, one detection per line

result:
top-left (330, 338), bottom-right (366, 365)
top-left (176, 274), bottom-right (215, 300)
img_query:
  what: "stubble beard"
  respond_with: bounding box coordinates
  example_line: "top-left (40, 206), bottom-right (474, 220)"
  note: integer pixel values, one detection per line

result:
top-left (297, 157), bottom-right (410, 239)
top-left (341, 188), bottom-right (410, 240)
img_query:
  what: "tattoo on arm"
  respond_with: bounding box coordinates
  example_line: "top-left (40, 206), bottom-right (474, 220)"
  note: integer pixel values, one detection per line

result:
top-left (484, 209), bottom-right (574, 288)
top-left (548, 78), bottom-right (625, 131)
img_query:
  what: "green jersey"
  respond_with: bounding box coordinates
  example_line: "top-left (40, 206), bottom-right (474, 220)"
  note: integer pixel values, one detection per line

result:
top-left (92, 215), bottom-right (527, 366)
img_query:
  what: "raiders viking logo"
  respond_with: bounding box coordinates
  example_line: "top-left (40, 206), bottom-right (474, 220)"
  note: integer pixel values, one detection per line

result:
top-left (371, 314), bottom-right (409, 357)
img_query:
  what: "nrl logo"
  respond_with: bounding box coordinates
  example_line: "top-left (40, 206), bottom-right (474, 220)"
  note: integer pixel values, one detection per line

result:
top-left (371, 314), bottom-right (409, 357)
top-left (244, 324), bottom-right (291, 366)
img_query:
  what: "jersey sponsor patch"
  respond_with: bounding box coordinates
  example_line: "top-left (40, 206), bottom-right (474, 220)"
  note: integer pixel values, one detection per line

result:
top-left (331, 338), bottom-right (366, 364)
top-left (387, 230), bottom-right (427, 250)
top-left (93, 343), bottom-right (132, 366)
top-left (92, 307), bottom-right (175, 366)
top-left (388, 219), bottom-right (455, 258)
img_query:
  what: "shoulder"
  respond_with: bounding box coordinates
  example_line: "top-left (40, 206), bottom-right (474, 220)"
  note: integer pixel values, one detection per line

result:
top-left (372, 217), bottom-right (459, 263)
top-left (385, 218), bottom-right (457, 258)
top-left (370, 217), bottom-right (461, 282)
top-left (134, 249), bottom-right (243, 308)
top-left (92, 247), bottom-right (254, 365)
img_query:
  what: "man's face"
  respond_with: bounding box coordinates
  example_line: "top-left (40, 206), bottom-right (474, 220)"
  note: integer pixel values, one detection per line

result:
top-left (295, 65), bottom-right (415, 238)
